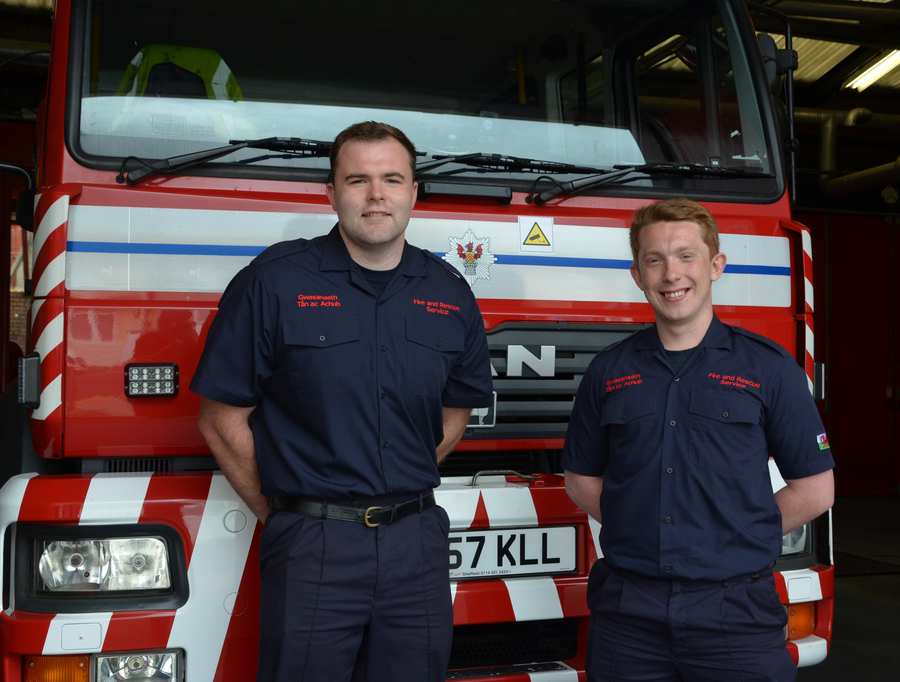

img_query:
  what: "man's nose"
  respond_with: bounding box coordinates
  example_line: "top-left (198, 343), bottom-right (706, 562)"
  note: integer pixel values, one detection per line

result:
top-left (662, 259), bottom-right (682, 281)
top-left (367, 180), bottom-right (385, 200)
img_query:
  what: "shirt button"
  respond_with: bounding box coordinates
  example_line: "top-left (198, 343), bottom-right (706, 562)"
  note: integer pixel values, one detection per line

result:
top-left (662, 515), bottom-right (672, 524)
top-left (673, 377), bottom-right (680, 382)
top-left (722, 410), bottom-right (729, 418)
top-left (382, 441), bottom-right (390, 448)
top-left (669, 419), bottom-right (677, 427)
top-left (663, 565), bottom-right (673, 573)
top-left (666, 466), bottom-right (674, 475)
top-left (319, 335), bottom-right (326, 342)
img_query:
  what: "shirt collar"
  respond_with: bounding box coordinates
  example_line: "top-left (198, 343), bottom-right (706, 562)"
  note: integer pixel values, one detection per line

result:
top-left (319, 223), bottom-right (427, 277)
top-left (634, 315), bottom-right (732, 352)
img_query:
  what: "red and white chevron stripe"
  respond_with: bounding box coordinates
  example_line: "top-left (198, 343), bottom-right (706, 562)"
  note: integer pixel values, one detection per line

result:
top-left (0, 473), bottom-right (832, 678)
top-left (800, 226), bottom-right (815, 395)
top-left (28, 190), bottom-right (75, 457)
top-left (0, 472), bottom-right (259, 682)
top-left (438, 476), bottom-right (588, 626)
top-left (32, 192), bottom-right (70, 300)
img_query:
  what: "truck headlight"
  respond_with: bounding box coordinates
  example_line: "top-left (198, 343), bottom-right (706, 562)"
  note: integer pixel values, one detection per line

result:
top-left (14, 524), bottom-right (187, 613)
top-left (96, 651), bottom-right (179, 680)
top-left (781, 524), bottom-right (809, 556)
top-left (38, 537), bottom-right (170, 592)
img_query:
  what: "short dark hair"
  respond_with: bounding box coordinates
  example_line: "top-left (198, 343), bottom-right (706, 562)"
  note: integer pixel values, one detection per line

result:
top-left (328, 121), bottom-right (417, 183)
top-left (629, 197), bottom-right (720, 262)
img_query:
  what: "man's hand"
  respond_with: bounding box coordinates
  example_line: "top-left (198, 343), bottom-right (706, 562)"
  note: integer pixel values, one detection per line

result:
top-left (775, 468), bottom-right (834, 533)
top-left (197, 398), bottom-right (270, 523)
top-left (436, 406), bottom-right (472, 463)
top-left (564, 471), bottom-right (603, 522)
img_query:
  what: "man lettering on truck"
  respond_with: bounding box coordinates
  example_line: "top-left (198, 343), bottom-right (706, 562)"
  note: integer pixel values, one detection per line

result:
top-left (191, 121), bottom-right (493, 682)
top-left (562, 198), bottom-right (834, 681)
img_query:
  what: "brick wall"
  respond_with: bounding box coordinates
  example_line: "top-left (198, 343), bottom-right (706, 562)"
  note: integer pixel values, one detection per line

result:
top-left (9, 291), bottom-right (29, 352)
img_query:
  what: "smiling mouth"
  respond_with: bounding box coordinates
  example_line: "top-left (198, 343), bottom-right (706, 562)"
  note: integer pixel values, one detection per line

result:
top-left (363, 211), bottom-right (391, 218)
top-left (661, 288), bottom-right (689, 300)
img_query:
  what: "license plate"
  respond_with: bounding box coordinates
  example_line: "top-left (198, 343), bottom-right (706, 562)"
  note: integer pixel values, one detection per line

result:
top-left (448, 526), bottom-right (576, 579)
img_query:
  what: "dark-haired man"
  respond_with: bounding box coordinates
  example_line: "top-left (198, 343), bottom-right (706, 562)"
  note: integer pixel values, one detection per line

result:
top-left (192, 121), bottom-right (493, 681)
top-left (564, 198), bottom-right (834, 681)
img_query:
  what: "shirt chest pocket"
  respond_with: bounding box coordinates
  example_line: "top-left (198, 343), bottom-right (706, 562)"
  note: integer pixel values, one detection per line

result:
top-left (280, 318), bottom-right (362, 378)
top-left (599, 389), bottom-right (658, 479)
top-left (404, 319), bottom-right (465, 396)
top-left (688, 388), bottom-right (766, 472)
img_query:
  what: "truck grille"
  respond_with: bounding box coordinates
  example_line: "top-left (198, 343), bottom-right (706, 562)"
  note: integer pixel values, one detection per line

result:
top-left (466, 323), bottom-right (642, 441)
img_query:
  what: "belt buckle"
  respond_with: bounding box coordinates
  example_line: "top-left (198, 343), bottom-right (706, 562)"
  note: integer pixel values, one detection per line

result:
top-left (363, 506), bottom-right (383, 528)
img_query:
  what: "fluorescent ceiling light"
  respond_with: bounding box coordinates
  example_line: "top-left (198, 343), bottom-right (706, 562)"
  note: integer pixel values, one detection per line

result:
top-left (845, 50), bottom-right (900, 91)
top-left (0, 0), bottom-right (53, 8)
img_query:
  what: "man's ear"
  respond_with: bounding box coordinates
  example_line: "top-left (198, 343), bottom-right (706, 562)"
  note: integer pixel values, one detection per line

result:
top-left (630, 262), bottom-right (645, 291)
top-left (325, 183), bottom-right (336, 209)
top-left (710, 252), bottom-right (727, 281)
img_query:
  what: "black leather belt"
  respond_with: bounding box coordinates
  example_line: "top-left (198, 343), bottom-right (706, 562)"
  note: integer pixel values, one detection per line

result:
top-left (604, 560), bottom-right (774, 588)
top-left (268, 492), bottom-right (435, 528)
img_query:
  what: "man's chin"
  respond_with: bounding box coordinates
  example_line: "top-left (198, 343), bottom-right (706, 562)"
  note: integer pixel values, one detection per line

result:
top-left (649, 300), bottom-right (695, 323)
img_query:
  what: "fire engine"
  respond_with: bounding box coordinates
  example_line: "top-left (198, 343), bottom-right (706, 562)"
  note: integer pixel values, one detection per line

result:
top-left (1, 1), bottom-right (833, 680)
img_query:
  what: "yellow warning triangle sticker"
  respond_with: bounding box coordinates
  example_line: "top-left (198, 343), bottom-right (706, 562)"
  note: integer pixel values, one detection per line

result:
top-left (523, 222), bottom-right (551, 246)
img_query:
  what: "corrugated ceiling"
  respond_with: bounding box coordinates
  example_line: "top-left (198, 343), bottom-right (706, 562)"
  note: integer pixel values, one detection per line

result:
top-left (773, 36), bottom-right (860, 82)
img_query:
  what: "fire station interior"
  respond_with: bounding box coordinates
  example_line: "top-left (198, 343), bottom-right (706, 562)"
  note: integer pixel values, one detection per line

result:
top-left (0, 0), bottom-right (898, 678)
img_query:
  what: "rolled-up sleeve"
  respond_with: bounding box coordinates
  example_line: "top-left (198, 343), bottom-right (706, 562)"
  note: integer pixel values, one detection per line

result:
top-left (441, 292), bottom-right (493, 408)
top-left (765, 359), bottom-right (835, 479)
top-left (191, 267), bottom-right (277, 407)
top-left (562, 357), bottom-right (608, 476)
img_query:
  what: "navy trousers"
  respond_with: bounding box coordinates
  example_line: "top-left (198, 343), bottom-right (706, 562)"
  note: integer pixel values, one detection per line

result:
top-left (586, 560), bottom-right (796, 682)
top-left (257, 503), bottom-right (452, 682)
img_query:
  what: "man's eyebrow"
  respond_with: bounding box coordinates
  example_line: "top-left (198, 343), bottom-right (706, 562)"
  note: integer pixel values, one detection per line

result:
top-left (342, 171), bottom-right (408, 181)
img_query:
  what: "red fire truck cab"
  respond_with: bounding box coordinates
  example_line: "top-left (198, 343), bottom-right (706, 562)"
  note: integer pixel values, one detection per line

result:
top-left (1, 1), bottom-right (833, 680)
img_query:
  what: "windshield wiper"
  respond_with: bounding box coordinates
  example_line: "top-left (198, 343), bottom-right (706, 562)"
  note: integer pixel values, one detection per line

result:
top-left (416, 152), bottom-right (605, 177)
top-left (528, 162), bottom-right (775, 205)
top-left (116, 136), bottom-right (333, 185)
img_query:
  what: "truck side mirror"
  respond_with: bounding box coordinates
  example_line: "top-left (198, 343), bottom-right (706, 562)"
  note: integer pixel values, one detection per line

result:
top-left (757, 34), bottom-right (779, 88)
top-left (16, 188), bottom-right (35, 232)
top-left (757, 33), bottom-right (798, 89)
top-left (0, 162), bottom-right (35, 231)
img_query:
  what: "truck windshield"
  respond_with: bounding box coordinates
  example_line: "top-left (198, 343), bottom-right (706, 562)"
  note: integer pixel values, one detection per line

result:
top-left (75, 0), bottom-right (776, 194)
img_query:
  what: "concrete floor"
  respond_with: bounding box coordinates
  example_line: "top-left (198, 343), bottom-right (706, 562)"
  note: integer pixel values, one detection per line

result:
top-left (797, 496), bottom-right (900, 681)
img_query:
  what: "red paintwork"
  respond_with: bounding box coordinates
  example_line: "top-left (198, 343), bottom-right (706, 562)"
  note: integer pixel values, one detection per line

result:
top-left (213, 531), bottom-right (261, 682)
top-left (60, 294), bottom-right (798, 457)
top-left (60, 297), bottom-right (797, 458)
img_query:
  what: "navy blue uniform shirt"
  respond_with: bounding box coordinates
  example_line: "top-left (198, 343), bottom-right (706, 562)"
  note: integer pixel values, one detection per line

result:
top-left (191, 226), bottom-right (493, 499)
top-left (562, 317), bottom-right (834, 580)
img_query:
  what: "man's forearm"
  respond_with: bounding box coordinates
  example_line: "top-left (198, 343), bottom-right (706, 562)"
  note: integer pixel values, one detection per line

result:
top-left (775, 469), bottom-right (834, 533)
top-left (436, 406), bottom-right (472, 463)
top-left (565, 471), bottom-right (603, 523)
top-left (198, 401), bottom-right (269, 522)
